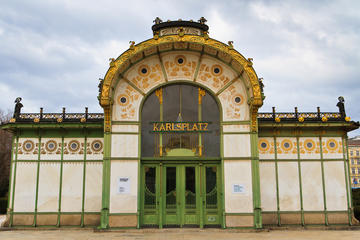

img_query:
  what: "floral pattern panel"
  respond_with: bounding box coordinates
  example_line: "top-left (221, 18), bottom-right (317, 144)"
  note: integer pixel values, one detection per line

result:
top-left (113, 80), bottom-right (144, 121)
top-left (197, 55), bottom-right (237, 93)
top-left (218, 79), bottom-right (249, 121)
top-left (161, 51), bottom-right (199, 81)
top-left (125, 55), bottom-right (165, 94)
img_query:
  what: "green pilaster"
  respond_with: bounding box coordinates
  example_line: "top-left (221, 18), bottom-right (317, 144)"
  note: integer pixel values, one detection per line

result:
top-left (250, 132), bottom-right (262, 228)
top-left (57, 136), bottom-right (64, 227)
top-left (198, 164), bottom-right (204, 228)
top-left (33, 135), bottom-right (41, 226)
top-left (100, 131), bottom-right (111, 229)
top-left (342, 136), bottom-right (352, 225)
top-left (220, 125), bottom-right (225, 228)
top-left (296, 136), bottom-right (304, 225)
top-left (319, 136), bottom-right (328, 225)
top-left (159, 163), bottom-right (163, 228)
top-left (81, 135), bottom-right (87, 227)
top-left (7, 136), bottom-right (15, 210)
top-left (273, 136), bottom-right (281, 226)
top-left (9, 135), bottom-right (19, 227)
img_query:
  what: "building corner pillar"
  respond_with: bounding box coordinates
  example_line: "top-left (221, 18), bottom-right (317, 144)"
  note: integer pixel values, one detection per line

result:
top-left (251, 129), bottom-right (262, 229)
top-left (99, 106), bottom-right (112, 229)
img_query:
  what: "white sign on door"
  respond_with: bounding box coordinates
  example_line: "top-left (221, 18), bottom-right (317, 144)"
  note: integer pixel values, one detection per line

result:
top-left (117, 177), bottom-right (131, 194)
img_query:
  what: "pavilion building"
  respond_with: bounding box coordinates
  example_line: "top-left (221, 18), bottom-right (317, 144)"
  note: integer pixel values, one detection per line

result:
top-left (1, 18), bottom-right (359, 229)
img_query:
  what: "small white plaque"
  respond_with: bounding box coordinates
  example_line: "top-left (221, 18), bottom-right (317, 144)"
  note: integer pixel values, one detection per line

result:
top-left (232, 184), bottom-right (245, 194)
top-left (117, 177), bottom-right (130, 194)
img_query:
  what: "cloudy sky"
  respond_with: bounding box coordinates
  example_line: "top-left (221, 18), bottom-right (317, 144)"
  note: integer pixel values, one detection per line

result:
top-left (0, 0), bottom-right (359, 135)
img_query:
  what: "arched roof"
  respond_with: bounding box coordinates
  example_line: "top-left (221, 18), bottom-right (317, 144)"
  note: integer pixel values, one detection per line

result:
top-left (98, 34), bottom-right (263, 109)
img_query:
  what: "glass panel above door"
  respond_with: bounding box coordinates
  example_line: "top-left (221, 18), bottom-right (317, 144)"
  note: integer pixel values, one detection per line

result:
top-left (141, 84), bottom-right (220, 158)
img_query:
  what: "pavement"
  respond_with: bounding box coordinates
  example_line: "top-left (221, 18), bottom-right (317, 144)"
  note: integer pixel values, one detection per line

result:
top-left (0, 228), bottom-right (360, 240)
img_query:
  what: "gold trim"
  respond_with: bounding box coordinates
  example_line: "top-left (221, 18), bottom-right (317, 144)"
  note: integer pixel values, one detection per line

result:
top-left (99, 34), bottom-right (262, 108)
top-left (155, 88), bottom-right (163, 104)
top-left (198, 88), bottom-right (206, 104)
top-left (104, 106), bottom-right (111, 132)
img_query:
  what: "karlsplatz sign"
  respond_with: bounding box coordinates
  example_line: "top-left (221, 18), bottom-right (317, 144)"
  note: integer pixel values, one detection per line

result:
top-left (151, 122), bottom-right (211, 133)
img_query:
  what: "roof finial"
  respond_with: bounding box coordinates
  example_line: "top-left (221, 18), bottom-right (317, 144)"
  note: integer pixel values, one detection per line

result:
top-left (153, 17), bottom-right (163, 25)
top-left (198, 17), bottom-right (207, 24)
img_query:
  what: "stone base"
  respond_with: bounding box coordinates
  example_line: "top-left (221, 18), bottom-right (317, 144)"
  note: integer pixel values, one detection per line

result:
top-left (109, 215), bottom-right (137, 228)
top-left (225, 215), bottom-right (253, 227)
top-left (280, 213), bottom-right (301, 225)
top-left (36, 214), bottom-right (58, 225)
top-left (84, 214), bottom-right (100, 226)
top-left (327, 212), bottom-right (348, 224)
top-left (12, 214), bottom-right (34, 226)
top-left (60, 214), bottom-right (81, 226)
top-left (304, 213), bottom-right (325, 225)
top-left (262, 213), bottom-right (278, 225)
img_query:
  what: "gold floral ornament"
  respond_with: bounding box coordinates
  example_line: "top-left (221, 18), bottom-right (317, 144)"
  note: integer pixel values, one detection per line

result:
top-left (345, 116), bottom-right (351, 122)
top-left (275, 117), bottom-right (281, 123)
top-left (57, 118), bottom-right (63, 123)
top-left (298, 117), bottom-right (304, 122)
top-left (10, 118), bottom-right (16, 123)
top-left (321, 116), bottom-right (328, 122)
top-left (80, 117), bottom-right (86, 123)
top-left (34, 118), bottom-right (40, 123)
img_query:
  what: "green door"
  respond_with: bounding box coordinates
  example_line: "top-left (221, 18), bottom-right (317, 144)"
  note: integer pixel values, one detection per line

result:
top-left (141, 163), bottom-right (221, 228)
top-left (142, 165), bottom-right (160, 227)
top-left (202, 165), bottom-right (221, 226)
top-left (163, 165), bottom-right (199, 227)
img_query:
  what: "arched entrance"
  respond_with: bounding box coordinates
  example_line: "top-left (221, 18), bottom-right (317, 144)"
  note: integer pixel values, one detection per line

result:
top-left (140, 83), bottom-right (222, 228)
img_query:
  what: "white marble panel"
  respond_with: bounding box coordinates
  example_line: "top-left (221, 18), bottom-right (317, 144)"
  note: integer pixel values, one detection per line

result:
top-left (17, 138), bottom-right (39, 160)
top-left (61, 163), bottom-right (83, 212)
top-left (112, 125), bottom-right (139, 133)
top-left (110, 160), bottom-right (138, 213)
top-left (222, 124), bottom-right (250, 133)
top-left (299, 137), bottom-right (320, 159)
top-left (63, 138), bottom-right (85, 160)
top-left (84, 163), bottom-right (103, 212)
top-left (258, 137), bottom-right (275, 160)
top-left (277, 162), bottom-right (301, 211)
top-left (86, 138), bottom-right (104, 160)
top-left (40, 138), bottom-right (62, 160)
top-left (276, 137), bottom-right (298, 159)
top-left (14, 163), bottom-right (37, 212)
top-left (301, 162), bottom-right (324, 211)
top-left (259, 162), bottom-right (277, 211)
top-left (224, 160), bottom-right (253, 213)
top-left (324, 161), bottom-right (347, 210)
top-left (37, 163), bottom-right (60, 212)
top-left (111, 134), bottom-right (138, 158)
top-left (223, 134), bottom-right (251, 158)
top-left (322, 137), bottom-right (343, 159)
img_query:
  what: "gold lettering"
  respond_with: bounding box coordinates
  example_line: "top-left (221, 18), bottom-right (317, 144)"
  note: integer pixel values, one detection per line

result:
top-left (176, 123), bottom-right (182, 131)
top-left (159, 123), bottom-right (165, 131)
top-left (185, 123), bottom-right (190, 131)
top-left (153, 123), bottom-right (159, 131)
top-left (192, 123), bottom-right (199, 131)
top-left (198, 123), bottom-right (203, 131)
top-left (204, 123), bottom-right (208, 131)
top-left (171, 123), bottom-right (175, 131)
top-left (166, 123), bottom-right (171, 131)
